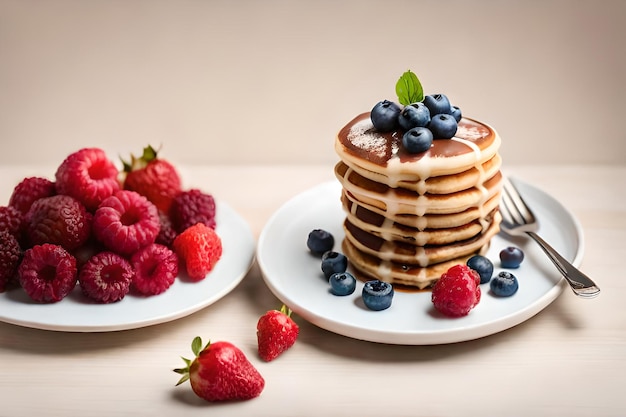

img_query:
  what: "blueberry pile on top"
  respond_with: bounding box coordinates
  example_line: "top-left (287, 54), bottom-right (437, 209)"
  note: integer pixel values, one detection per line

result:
top-left (369, 70), bottom-right (463, 154)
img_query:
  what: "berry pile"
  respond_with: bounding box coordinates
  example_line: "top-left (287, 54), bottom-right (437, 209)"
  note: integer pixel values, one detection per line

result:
top-left (0, 146), bottom-right (222, 304)
top-left (371, 94), bottom-right (462, 154)
top-left (370, 70), bottom-right (463, 154)
top-left (432, 247), bottom-right (525, 316)
top-left (174, 303), bottom-right (301, 403)
top-left (306, 228), bottom-right (394, 310)
top-left (306, 229), bottom-right (525, 317)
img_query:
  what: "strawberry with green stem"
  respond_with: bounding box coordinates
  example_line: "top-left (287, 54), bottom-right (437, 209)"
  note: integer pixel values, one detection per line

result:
top-left (256, 305), bottom-right (299, 362)
top-left (174, 336), bottom-right (264, 402)
top-left (122, 145), bottom-right (182, 214)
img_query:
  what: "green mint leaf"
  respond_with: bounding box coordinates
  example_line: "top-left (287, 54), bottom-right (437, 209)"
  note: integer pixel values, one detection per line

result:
top-left (395, 70), bottom-right (423, 106)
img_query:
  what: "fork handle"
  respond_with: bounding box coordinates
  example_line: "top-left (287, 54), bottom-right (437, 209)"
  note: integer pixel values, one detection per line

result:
top-left (526, 231), bottom-right (600, 298)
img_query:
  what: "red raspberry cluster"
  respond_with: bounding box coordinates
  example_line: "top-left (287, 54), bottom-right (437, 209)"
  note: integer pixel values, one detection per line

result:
top-left (0, 147), bottom-right (222, 303)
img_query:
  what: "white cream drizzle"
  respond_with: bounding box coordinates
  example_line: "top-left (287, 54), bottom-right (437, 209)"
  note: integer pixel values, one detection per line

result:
top-left (338, 116), bottom-right (503, 283)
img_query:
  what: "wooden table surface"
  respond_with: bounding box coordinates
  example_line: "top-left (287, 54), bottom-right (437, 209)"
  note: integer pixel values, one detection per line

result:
top-left (0, 164), bottom-right (624, 417)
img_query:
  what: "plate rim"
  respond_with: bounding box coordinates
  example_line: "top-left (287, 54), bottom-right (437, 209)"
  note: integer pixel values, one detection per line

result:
top-left (0, 200), bottom-right (255, 332)
top-left (257, 178), bottom-right (584, 345)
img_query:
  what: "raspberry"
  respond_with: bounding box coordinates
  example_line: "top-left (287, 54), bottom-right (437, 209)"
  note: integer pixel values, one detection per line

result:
top-left (73, 240), bottom-right (104, 269)
top-left (431, 264), bottom-right (481, 317)
top-left (23, 195), bottom-right (92, 251)
top-left (79, 251), bottom-right (134, 303)
top-left (18, 244), bottom-right (78, 303)
top-left (55, 148), bottom-right (120, 211)
top-left (92, 190), bottom-right (160, 256)
top-left (0, 205), bottom-right (23, 238)
top-left (0, 231), bottom-right (22, 292)
top-left (9, 176), bottom-right (56, 215)
top-left (155, 210), bottom-right (177, 248)
top-left (131, 243), bottom-right (178, 295)
top-left (173, 223), bottom-right (222, 281)
top-left (170, 189), bottom-right (216, 233)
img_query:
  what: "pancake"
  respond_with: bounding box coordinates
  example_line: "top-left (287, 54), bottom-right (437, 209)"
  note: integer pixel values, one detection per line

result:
top-left (344, 204), bottom-right (498, 246)
top-left (342, 238), bottom-right (491, 289)
top-left (336, 161), bottom-right (503, 216)
top-left (341, 191), bottom-right (502, 230)
top-left (335, 114), bottom-right (501, 179)
top-left (334, 110), bottom-right (503, 288)
top-left (343, 211), bottom-right (501, 267)
top-left (340, 153), bottom-right (502, 195)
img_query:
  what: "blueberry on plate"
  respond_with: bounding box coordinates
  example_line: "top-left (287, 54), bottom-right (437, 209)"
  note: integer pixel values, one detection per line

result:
top-left (499, 246), bottom-right (525, 269)
top-left (329, 272), bottom-right (357, 296)
top-left (362, 280), bottom-right (394, 311)
top-left (466, 255), bottom-right (494, 284)
top-left (423, 94), bottom-right (452, 116)
top-left (428, 114), bottom-right (458, 139)
top-left (398, 102), bottom-right (431, 131)
top-left (321, 251), bottom-right (348, 279)
top-left (402, 126), bottom-right (433, 154)
top-left (490, 271), bottom-right (519, 297)
top-left (370, 100), bottom-right (401, 132)
top-left (307, 229), bottom-right (334, 255)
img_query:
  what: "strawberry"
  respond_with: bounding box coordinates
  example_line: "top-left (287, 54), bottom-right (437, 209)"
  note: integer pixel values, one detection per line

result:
top-left (172, 223), bottom-right (222, 281)
top-left (122, 145), bottom-right (182, 213)
top-left (174, 337), bottom-right (264, 402)
top-left (256, 305), bottom-right (299, 362)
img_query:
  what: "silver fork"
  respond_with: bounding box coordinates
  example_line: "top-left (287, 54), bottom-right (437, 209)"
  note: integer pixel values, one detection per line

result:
top-left (499, 177), bottom-right (600, 298)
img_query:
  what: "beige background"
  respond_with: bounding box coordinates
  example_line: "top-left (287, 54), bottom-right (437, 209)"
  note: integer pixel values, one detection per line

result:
top-left (1, 0), bottom-right (625, 167)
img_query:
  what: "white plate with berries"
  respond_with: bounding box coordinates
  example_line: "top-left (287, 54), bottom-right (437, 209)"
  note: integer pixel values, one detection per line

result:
top-left (0, 145), bottom-right (256, 332)
top-left (257, 179), bottom-right (583, 345)
top-left (0, 200), bottom-right (255, 332)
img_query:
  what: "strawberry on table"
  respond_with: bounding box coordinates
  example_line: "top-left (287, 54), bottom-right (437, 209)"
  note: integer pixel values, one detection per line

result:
top-left (174, 337), bottom-right (264, 402)
top-left (122, 145), bottom-right (182, 214)
top-left (256, 305), bottom-right (299, 362)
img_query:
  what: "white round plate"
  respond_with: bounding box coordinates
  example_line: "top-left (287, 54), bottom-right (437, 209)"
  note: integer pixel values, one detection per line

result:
top-left (0, 201), bottom-right (255, 332)
top-left (257, 179), bottom-right (583, 345)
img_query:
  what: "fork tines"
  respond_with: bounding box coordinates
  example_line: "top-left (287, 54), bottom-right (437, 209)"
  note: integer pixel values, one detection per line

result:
top-left (501, 177), bottom-right (536, 226)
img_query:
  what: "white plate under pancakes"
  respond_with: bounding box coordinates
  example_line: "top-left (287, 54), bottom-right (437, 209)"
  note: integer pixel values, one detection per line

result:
top-left (0, 201), bottom-right (255, 332)
top-left (257, 179), bottom-right (583, 345)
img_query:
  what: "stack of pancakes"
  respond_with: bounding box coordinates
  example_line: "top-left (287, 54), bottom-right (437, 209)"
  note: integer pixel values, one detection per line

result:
top-left (334, 113), bottom-right (503, 289)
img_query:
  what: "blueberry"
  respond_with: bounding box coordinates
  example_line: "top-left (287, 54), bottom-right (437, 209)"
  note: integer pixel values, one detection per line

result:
top-left (307, 229), bottom-right (334, 255)
top-left (499, 246), bottom-right (525, 269)
top-left (362, 280), bottom-right (394, 311)
top-left (321, 251), bottom-right (348, 279)
top-left (370, 100), bottom-right (401, 132)
top-left (329, 272), bottom-right (357, 296)
top-left (428, 114), bottom-right (458, 139)
top-left (423, 94), bottom-right (452, 116)
top-left (402, 127), bottom-right (433, 154)
top-left (466, 255), bottom-right (494, 284)
top-left (450, 105), bottom-right (462, 122)
top-left (490, 271), bottom-right (519, 297)
top-left (398, 102), bottom-right (431, 131)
